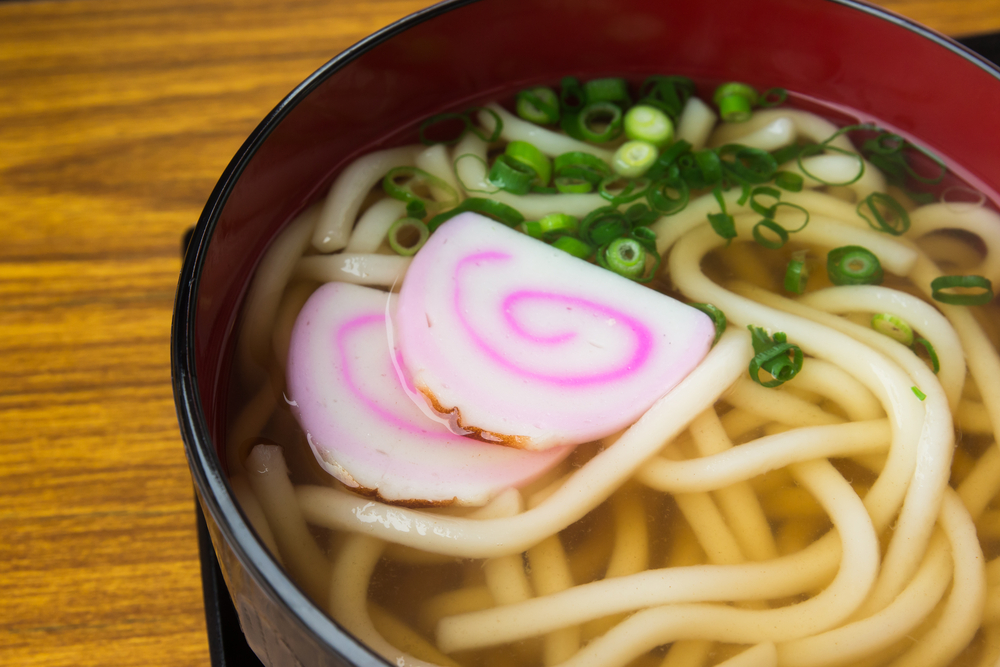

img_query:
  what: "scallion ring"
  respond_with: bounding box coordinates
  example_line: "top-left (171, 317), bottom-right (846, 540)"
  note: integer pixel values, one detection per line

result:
top-left (827, 245), bottom-right (884, 285)
top-left (427, 197), bottom-right (524, 232)
top-left (784, 257), bottom-right (809, 294)
top-left (774, 171), bottom-right (804, 192)
top-left (748, 325), bottom-right (803, 388)
top-left (579, 207), bottom-right (630, 247)
top-left (749, 185), bottom-right (781, 219)
top-left (693, 148), bottom-right (724, 185)
top-left (577, 102), bottom-right (623, 142)
top-left (383, 166), bottom-right (458, 215)
top-left (913, 337), bottom-right (941, 374)
top-left (551, 235), bottom-right (593, 259)
top-left (612, 140), bottom-right (659, 178)
top-left (713, 82), bottom-right (758, 123)
top-left (583, 77), bottom-right (631, 107)
top-left (387, 217), bottom-right (430, 256)
top-left (758, 87), bottom-right (788, 108)
top-left (623, 105), bottom-right (674, 147)
top-left (719, 144), bottom-right (778, 184)
top-left (467, 106), bottom-right (503, 143)
top-left (647, 177), bottom-right (689, 215)
top-left (930, 275), bottom-right (994, 306)
top-left (516, 87), bottom-right (560, 124)
top-left (488, 155), bottom-right (535, 195)
top-left (600, 237), bottom-right (647, 280)
top-left (871, 313), bottom-right (915, 346)
top-left (753, 219), bottom-right (789, 249)
top-left (419, 112), bottom-right (470, 146)
top-left (505, 140), bottom-right (552, 186)
top-left (535, 213), bottom-right (578, 239)
top-left (690, 303), bottom-right (727, 344)
top-left (796, 143), bottom-right (865, 186)
top-left (772, 201), bottom-right (810, 233)
top-left (598, 176), bottom-right (651, 205)
top-left (857, 192), bottom-right (910, 236)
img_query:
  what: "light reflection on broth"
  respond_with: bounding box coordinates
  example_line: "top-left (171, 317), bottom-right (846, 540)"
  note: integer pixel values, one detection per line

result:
top-left (225, 78), bottom-right (1000, 667)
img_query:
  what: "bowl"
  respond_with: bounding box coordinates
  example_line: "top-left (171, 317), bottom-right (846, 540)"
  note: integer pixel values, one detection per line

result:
top-left (172, 0), bottom-right (1000, 665)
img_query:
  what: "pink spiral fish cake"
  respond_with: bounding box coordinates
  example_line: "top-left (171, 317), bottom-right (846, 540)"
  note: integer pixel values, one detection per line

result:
top-left (395, 212), bottom-right (716, 451)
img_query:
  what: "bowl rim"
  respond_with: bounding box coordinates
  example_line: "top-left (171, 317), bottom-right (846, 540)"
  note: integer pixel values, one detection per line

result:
top-left (171, 0), bottom-right (1000, 663)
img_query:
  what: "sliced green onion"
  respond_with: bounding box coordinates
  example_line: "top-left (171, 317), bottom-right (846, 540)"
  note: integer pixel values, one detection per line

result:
top-left (714, 82), bottom-right (759, 123)
top-left (693, 148), bottom-right (724, 186)
top-left (719, 145), bottom-right (778, 184)
top-left (554, 151), bottom-right (612, 177)
top-left (638, 75), bottom-right (696, 119)
top-left (427, 197), bottom-right (524, 232)
top-left (624, 204), bottom-right (658, 228)
top-left (930, 275), bottom-right (994, 306)
top-left (630, 224), bottom-right (658, 247)
top-left (871, 313), bottom-right (914, 346)
top-left (612, 140), bottom-right (659, 178)
top-left (601, 237), bottom-right (647, 280)
top-left (708, 187), bottom-right (737, 242)
top-left (419, 112), bottom-right (470, 146)
top-left (598, 176), bottom-right (650, 205)
top-left (647, 177), bottom-right (690, 215)
top-left (753, 219), bottom-right (789, 249)
top-left (913, 337), bottom-right (940, 374)
top-left (774, 171), bottom-right (804, 192)
top-left (551, 235), bottom-right (593, 259)
top-left (488, 155), bottom-right (535, 195)
top-left (406, 199), bottom-right (427, 220)
top-left (535, 213), bottom-right (578, 238)
top-left (690, 303), bottom-right (727, 344)
top-left (383, 167), bottom-right (458, 215)
top-left (452, 154), bottom-right (500, 194)
top-left (560, 76), bottom-right (585, 111)
top-left (387, 217), bottom-right (430, 256)
top-left (554, 177), bottom-right (594, 194)
top-left (911, 386), bottom-right (927, 401)
top-left (584, 77), bottom-right (631, 107)
top-left (624, 105), bottom-right (674, 147)
top-left (827, 246), bottom-right (884, 286)
top-left (645, 139), bottom-right (692, 180)
top-left (784, 257), bottom-right (809, 294)
top-left (506, 140), bottom-right (552, 186)
top-left (516, 87), bottom-right (560, 124)
top-left (748, 325), bottom-right (803, 388)
top-left (857, 192), bottom-right (910, 236)
top-left (758, 88), bottom-right (788, 108)
top-left (519, 221), bottom-right (543, 239)
top-left (577, 102), bottom-right (623, 142)
top-left (467, 106), bottom-right (503, 143)
top-left (750, 185), bottom-right (781, 219)
top-left (772, 202), bottom-right (810, 233)
top-left (579, 207), bottom-right (630, 247)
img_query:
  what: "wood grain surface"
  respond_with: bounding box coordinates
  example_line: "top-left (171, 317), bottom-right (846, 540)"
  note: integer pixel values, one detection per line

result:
top-left (0, 1), bottom-right (995, 665)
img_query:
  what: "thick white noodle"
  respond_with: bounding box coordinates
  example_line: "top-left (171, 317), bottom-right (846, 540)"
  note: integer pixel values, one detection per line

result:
top-left (236, 203), bottom-right (320, 381)
top-left (296, 329), bottom-right (753, 558)
top-left (887, 490), bottom-right (985, 667)
top-left (547, 460), bottom-right (879, 667)
top-left (312, 145), bottom-right (421, 253)
top-left (343, 198), bottom-right (407, 254)
top-left (689, 409), bottom-right (778, 561)
top-left (670, 222), bottom-right (925, 548)
top-left (791, 358), bottom-right (883, 421)
top-left (245, 444), bottom-right (330, 603)
top-left (907, 202), bottom-right (1000, 288)
top-left (292, 253), bottom-right (410, 287)
top-left (798, 286), bottom-right (966, 410)
top-left (675, 97), bottom-right (718, 150)
top-left (478, 103), bottom-right (614, 162)
top-left (452, 132), bottom-right (608, 217)
top-left (732, 282), bottom-right (953, 613)
top-left (637, 420), bottom-right (890, 494)
top-left (709, 116), bottom-right (795, 152)
top-left (709, 109), bottom-right (854, 152)
top-left (782, 154), bottom-right (886, 202)
top-left (775, 532), bottom-right (952, 667)
top-left (416, 143), bottom-right (462, 197)
top-left (724, 377), bottom-right (844, 427)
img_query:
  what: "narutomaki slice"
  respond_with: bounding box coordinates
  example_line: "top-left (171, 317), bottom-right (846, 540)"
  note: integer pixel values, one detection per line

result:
top-left (396, 212), bottom-right (716, 451)
top-left (285, 282), bottom-right (571, 506)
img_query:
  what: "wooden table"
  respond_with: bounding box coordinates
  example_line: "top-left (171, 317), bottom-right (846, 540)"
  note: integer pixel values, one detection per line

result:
top-left (0, 1), bottom-right (996, 665)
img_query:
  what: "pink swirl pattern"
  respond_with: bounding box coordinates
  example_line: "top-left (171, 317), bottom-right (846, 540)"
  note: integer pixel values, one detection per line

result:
top-left (454, 251), bottom-right (654, 387)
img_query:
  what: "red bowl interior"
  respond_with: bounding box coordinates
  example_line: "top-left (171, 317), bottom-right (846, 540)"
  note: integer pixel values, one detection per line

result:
top-left (192, 0), bottom-right (1000, 455)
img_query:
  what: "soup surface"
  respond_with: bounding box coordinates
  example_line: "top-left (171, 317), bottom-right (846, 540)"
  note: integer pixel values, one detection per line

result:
top-left (226, 76), bottom-right (1000, 667)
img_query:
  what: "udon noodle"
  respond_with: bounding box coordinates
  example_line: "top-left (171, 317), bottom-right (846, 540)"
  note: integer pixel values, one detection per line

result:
top-left (226, 77), bottom-right (1000, 667)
